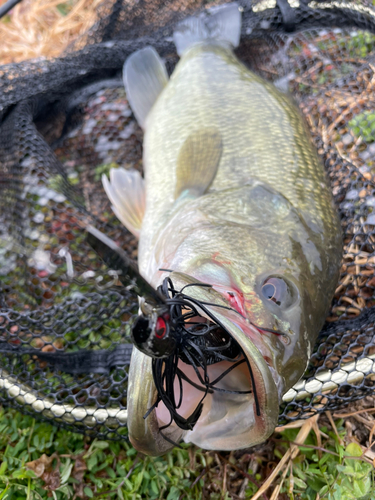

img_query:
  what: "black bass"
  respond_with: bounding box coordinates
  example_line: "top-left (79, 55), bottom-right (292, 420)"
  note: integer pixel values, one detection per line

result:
top-left (102, 3), bottom-right (342, 455)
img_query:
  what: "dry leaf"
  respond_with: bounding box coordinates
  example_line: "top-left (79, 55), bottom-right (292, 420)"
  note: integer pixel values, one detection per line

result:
top-left (71, 455), bottom-right (88, 497)
top-left (26, 453), bottom-right (61, 491)
top-left (72, 455), bottom-right (87, 481)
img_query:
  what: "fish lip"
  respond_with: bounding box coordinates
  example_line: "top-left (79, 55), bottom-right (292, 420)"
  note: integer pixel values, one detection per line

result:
top-left (127, 347), bottom-right (185, 456)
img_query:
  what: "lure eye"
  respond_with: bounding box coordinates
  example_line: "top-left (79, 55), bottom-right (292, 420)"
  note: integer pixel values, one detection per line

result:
top-left (261, 277), bottom-right (296, 310)
top-left (155, 316), bottom-right (167, 339)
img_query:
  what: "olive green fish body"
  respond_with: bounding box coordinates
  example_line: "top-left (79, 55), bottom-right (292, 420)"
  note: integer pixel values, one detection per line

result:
top-left (108, 7), bottom-right (342, 455)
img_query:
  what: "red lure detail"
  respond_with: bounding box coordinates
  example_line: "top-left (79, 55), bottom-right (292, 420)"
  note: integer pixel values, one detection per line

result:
top-left (155, 316), bottom-right (167, 339)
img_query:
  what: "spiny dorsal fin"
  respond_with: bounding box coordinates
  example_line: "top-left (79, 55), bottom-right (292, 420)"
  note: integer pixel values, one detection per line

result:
top-left (175, 128), bottom-right (222, 200)
top-left (102, 168), bottom-right (145, 238)
top-left (123, 46), bottom-right (168, 129)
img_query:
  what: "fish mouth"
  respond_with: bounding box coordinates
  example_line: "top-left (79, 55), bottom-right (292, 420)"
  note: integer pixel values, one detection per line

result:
top-left (127, 272), bottom-right (279, 455)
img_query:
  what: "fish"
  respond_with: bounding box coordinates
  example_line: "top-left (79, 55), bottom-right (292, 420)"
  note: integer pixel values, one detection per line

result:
top-left (102, 2), bottom-right (342, 455)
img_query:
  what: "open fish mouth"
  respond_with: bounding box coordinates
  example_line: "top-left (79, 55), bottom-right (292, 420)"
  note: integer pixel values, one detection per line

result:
top-left (127, 272), bottom-right (279, 454)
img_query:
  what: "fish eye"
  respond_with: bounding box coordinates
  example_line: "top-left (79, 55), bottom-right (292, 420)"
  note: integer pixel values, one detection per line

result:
top-left (261, 277), bottom-right (296, 310)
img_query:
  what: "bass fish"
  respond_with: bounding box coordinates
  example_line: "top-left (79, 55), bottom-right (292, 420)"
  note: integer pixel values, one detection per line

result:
top-left (102, 3), bottom-right (342, 455)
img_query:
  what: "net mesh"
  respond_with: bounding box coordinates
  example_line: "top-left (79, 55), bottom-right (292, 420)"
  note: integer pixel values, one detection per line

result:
top-left (1, 0), bottom-right (375, 438)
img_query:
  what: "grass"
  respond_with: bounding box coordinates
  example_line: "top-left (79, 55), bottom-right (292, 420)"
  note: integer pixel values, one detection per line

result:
top-left (0, 407), bottom-right (207, 500)
top-left (273, 422), bottom-right (374, 500)
top-left (349, 111), bottom-right (375, 144)
top-left (0, 406), bottom-right (374, 499)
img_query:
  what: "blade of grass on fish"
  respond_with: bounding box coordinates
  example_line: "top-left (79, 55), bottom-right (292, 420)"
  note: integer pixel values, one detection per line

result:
top-left (86, 224), bottom-right (165, 305)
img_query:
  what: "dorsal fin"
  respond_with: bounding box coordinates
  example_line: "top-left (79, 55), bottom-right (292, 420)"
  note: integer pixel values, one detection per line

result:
top-left (175, 128), bottom-right (222, 200)
top-left (123, 46), bottom-right (168, 128)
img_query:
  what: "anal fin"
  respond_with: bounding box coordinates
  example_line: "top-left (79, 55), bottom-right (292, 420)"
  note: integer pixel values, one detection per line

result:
top-left (102, 168), bottom-right (145, 238)
top-left (175, 128), bottom-right (222, 200)
top-left (123, 46), bottom-right (168, 128)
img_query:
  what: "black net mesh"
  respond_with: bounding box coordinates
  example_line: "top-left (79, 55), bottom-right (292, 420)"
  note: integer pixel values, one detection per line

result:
top-left (1, 0), bottom-right (375, 439)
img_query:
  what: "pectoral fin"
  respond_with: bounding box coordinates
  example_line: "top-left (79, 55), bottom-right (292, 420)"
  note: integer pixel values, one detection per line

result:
top-left (123, 46), bottom-right (169, 128)
top-left (175, 128), bottom-right (222, 200)
top-left (102, 168), bottom-right (145, 238)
